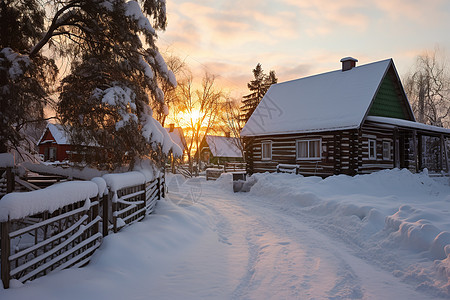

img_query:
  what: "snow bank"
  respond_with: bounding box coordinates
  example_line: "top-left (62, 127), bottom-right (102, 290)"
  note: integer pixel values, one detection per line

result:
top-left (0, 153), bottom-right (14, 168)
top-left (91, 177), bottom-right (108, 196)
top-left (247, 169), bottom-right (450, 295)
top-left (0, 181), bottom-right (98, 222)
top-left (103, 171), bottom-right (146, 192)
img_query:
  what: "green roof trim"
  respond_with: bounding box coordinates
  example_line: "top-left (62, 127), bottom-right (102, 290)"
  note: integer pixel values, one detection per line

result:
top-left (368, 69), bottom-right (410, 120)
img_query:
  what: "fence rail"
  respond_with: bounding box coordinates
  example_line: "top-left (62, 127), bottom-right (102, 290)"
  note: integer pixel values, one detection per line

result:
top-left (1, 171), bottom-right (165, 289)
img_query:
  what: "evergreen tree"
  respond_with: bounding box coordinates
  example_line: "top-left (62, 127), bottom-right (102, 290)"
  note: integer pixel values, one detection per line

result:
top-left (240, 63), bottom-right (277, 124)
top-left (0, 0), bottom-right (57, 153)
top-left (1, 1), bottom-right (178, 169)
top-left (57, 1), bottom-right (177, 169)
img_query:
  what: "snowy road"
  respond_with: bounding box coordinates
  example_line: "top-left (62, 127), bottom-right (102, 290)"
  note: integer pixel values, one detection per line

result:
top-left (2, 171), bottom-right (449, 299)
top-left (184, 177), bottom-right (428, 299)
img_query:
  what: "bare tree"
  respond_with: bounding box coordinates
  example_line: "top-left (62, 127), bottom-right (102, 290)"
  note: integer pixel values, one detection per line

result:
top-left (404, 47), bottom-right (450, 127)
top-left (177, 72), bottom-right (223, 175)
top-left (153, 54), bottom-right (188, 126)
top-left (220, 98), bottom-right (245, 159)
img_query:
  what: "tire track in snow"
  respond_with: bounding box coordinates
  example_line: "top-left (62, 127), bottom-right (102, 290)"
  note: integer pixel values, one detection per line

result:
top-left (198, 180), bottom-right (427, 299)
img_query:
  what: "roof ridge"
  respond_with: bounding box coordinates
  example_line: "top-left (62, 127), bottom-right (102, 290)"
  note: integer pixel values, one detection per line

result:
top-left (274, 58), bottom-right (392, 87)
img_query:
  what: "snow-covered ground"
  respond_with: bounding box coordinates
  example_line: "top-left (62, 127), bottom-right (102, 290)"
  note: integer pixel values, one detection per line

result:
top-left (1, 169), bottom-right (450, 299)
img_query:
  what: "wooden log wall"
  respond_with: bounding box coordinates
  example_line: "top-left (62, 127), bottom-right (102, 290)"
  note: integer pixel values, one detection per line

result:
top-left (358, 122), bottom-right (395, 174)
top-left (244, 130), bottom-right (362, 177)
top-left (244, 123), bottom-right (406, 177)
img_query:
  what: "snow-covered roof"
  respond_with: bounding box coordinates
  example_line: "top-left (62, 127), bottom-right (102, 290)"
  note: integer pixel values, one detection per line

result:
top-left (164, 127), bottom-right (187, 151)
top-left (37, 123), bottom-right (71, 145)
top-left (204, 136), bottom-right (242, 158)
top-left (366, 116), bottom-right (450, 135)
top-left (241, 59), bottom-right (394, 137)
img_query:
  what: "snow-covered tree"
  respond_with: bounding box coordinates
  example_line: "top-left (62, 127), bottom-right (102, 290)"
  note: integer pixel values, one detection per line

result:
top-left (240, 64), bottom-right (277, 124)
top-left (57, 1), bottom-right (178, 169)
top-left (0, 1), bottom-right (58, 153)
top-left (1, 0), bottom-right (180, 169)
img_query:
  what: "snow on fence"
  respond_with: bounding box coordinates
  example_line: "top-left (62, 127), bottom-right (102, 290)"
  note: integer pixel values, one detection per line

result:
top-left (0, 170), bottom-right (165, 289)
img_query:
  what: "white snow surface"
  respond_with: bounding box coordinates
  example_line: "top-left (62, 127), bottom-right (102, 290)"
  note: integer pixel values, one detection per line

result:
top-left (2, 169), bottom-right (450, 299)
top-left (102, 171), bottom-right (146, 192)
top-left (124, 0), bottom-right (156, 35)
top-left (0, 181), bottom-right (98, 222)
top-left (0, 153), bottom-right (14, 167)
top-left (205, 135), bottom-right (242, 158)
top-left (366, 116), bottom-right (450, 134)
top-left (241, 59), bottom-right (394, 137)
top-left (0, 48), bottom-right (30, 80)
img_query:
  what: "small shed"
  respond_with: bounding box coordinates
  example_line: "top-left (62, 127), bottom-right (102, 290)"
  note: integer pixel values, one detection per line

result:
top-left (37, 123), bottom-right (73, 162)
top-left (199, 135), bottom-right (243, 165)
top-left (241, 57), bottom-right (450, 176)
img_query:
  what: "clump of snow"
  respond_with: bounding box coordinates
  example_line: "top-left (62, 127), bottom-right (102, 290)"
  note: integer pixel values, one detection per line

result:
top-left (140, 104), bottom-right (183, 157)
top-left (124, 1), bottom-right (156, 35)
top-left (91, 177), bottom-right (108, 196)
top-left (103, 171), bottom-right (146, 192)
top-left (0, 48), bottom-right (30, 80)
top-left (0, 153), bottom-right (14, 168)
top-left (0, 181), bottom-right (98, 222)
top-left (133, 159), bottom-right (158, 182)
top-left (99, 85), bottom-right (138, 131)
top-left (215, 172), bottom-right (232, 188)
top-left (21, 162), bottom-right (105, 181)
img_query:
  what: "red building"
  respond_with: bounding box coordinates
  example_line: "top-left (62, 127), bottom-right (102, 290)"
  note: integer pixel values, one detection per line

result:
top-left (37, 123), bottom-right (73, 162)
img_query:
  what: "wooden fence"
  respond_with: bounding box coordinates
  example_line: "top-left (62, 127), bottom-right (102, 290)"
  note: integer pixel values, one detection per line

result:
top-left (1, 171), bottom-right (165, 289)
top-left (206, 163), bottom-right (247, 180)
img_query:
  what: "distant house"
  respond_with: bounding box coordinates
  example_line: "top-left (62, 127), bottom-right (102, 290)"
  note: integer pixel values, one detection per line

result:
top-left (37, 123), bottom-right (73, 162)
top-left (241, 57), bottom-right (450, 177)
top-left (199, 135), bottom-right (243, 165)
top-left (165, 124), bottom-right (187, 159)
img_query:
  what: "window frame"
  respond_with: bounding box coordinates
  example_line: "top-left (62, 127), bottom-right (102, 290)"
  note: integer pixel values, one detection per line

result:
top-left (261, 140), bottom-right (272, 161)
top-left (368, 139), bottom-right (377, 160)
top-left (296, 138), bottom-right (322, 160)
top-left (382, 141), bottom-right (391, 160)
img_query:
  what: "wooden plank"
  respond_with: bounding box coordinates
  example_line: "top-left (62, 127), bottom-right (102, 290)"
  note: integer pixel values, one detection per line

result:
top-left (1, 221), bottom-right (10, 289)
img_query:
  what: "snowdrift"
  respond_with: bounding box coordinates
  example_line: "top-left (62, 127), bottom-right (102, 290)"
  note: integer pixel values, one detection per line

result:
top-left (246, 169), bottom-right (450, 295)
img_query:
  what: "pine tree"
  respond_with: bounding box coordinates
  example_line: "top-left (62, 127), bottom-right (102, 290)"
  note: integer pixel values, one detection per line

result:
top-left (240, 64), bottom-right (278, 124)
top-left (1, 1), bottom-right (178, 169)
top-left (57, 1), bottom-right (177, 169)
top-left (0, 1), bottom-right (57, 153)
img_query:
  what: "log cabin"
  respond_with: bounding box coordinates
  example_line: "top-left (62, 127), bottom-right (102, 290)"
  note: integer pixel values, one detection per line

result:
top-left (241, 57), bottom-right (450, 177)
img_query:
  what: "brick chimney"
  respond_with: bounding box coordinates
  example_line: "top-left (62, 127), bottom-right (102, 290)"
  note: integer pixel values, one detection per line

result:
top-left (225, 131), bottom-right (230, 138)
top-left (169, 123), bottom-right (175, 132)
top-left (340, 57), bottom-right (358, 71)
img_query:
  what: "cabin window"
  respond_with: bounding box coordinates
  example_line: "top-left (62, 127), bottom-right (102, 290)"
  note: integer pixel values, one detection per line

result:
top-left (368, 139), bottom-right (376, 160)
top-left (383, 141), bottom-right (391, 160)
top-left (296, 139), bottom-right (321, 160)
top-left (261, 141), bottom-right (272, 160)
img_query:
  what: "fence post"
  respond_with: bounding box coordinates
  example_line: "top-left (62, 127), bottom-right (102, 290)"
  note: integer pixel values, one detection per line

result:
top-left (142, 183), bottom-right (147, 216)
top-left (157, 177), bottom-right (161, 200)
top-left (111, 191), bottom-right (118, 233)
top-left (6, 167), bottom-right (14, 194)
top-left (102, 194), bottom-right (109, 236)
top-left (161, 174), bottom-right (165, 198)
top-left (1, 221), bottom-right (11, 289)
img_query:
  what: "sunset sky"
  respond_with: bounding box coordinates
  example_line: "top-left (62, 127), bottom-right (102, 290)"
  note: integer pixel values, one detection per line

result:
top-left (157, 0), bottom-right (450, 98)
